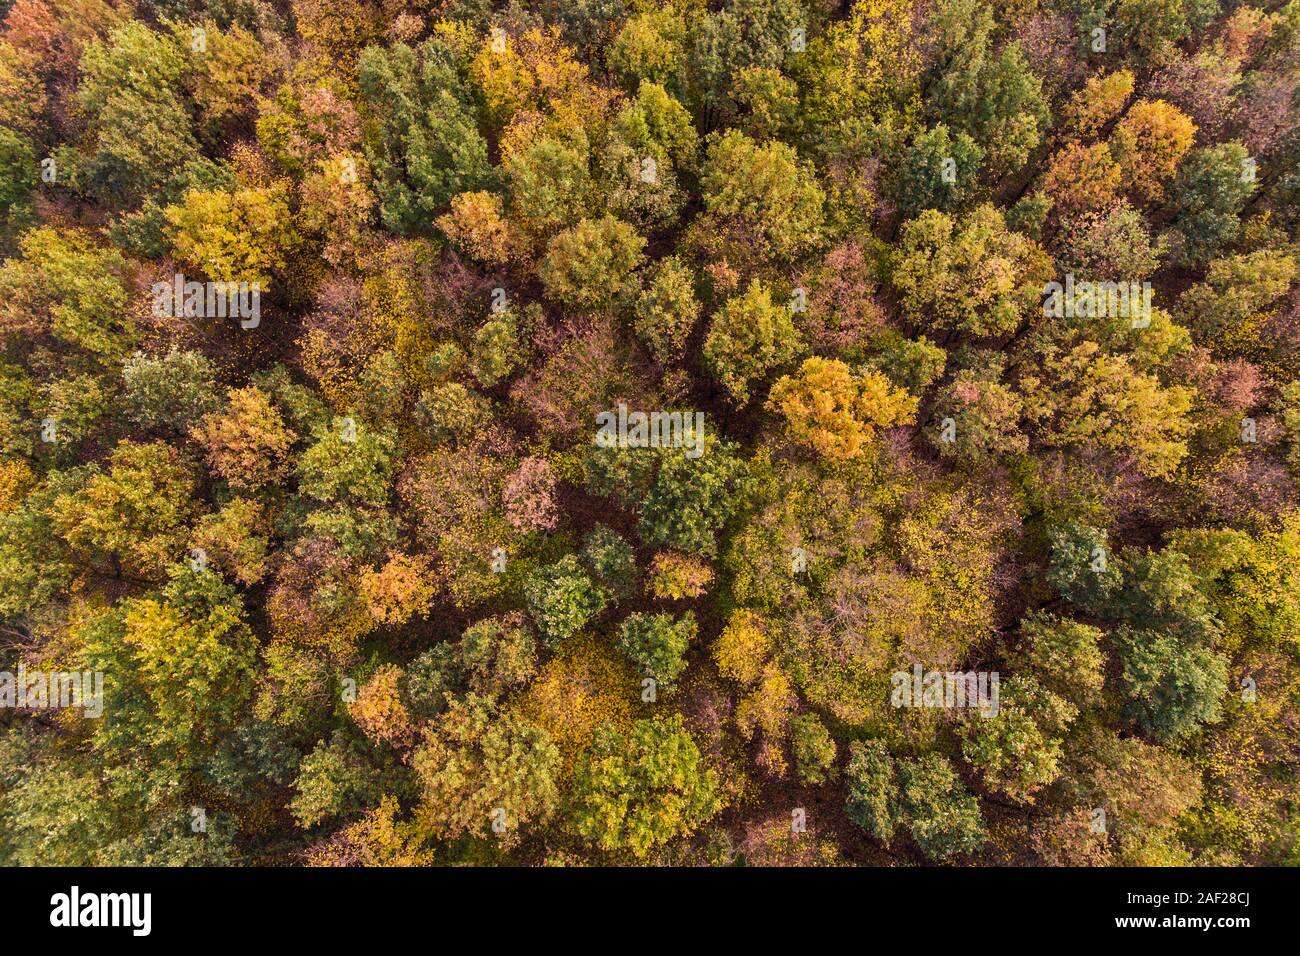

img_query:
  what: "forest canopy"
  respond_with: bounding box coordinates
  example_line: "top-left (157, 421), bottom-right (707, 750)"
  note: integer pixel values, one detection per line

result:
top-left (0, 0), bottom-right (1298, 868)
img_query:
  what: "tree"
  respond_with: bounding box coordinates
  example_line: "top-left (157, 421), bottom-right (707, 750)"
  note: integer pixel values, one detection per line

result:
top-left (122, 350), bottom-right (220, 432)
top-left (890, 204), bottom-right (1051, 339)
top-left (639, 440), bottom-right (751, 556)
top-left (191, 386), bottom-right (296, 492)
top-left (893, 124), bottom-right (984, 218)
top-left (1111, 547), bottom-right (1220, 644)
top-left (1020, 343), bottom-right (1195, 479)
top-left (1115, 627), bottom-right (1229, 741)
top-left (845, 739), bottom-right (899, 842)
top-left (469, 309), bottom-right (530, 388)
top-left (647, 552), bottom-right (713, 600)
top-left (609, 10), bottom-right (689, 97)
top-left (634, 256), bottom-right (701, 364)
top-left (735, 662), bottom-right (797, 774)
top-left (539, 215), bottom-right (646, 311)
top-left (789, 714), bottom-right (836, 785)
top-left (51, 440), bottom-right (198, 581)
top-left (1109, 99), bottom-right (1195, 203)
top-left (85, 565), bottom-right (259, 765)
top-left (926, 366), bottom-right (1027, 462)
top-left (412, 694), bottom-right (560, 846)
top-left (1040, 143), bottom-right (1122, 215)
top-left (605, 80), bottom-right (697, 232)
top-left (504, 132), bottom-right (593, 238)
top-left (502, 456), bottom-right (560, 532)
top-left (290, 733), bottom-right (394, 829)
top-left (166, 184), bottom-right (298, 289)
top-left (569, 715), bottom-right (722, 859)
top-left (962, 675), bottom-right (1076, 804)
top-left (436, 191), bottom-right (518, 265)
top-left (524, 554), bottom-right (610, 646)
top-left (0, 227), bottom-right (132, 359)
top-left (1045, 523), bottom-right (1122, 616)
top-left (730, 66), bottom-right (800, 142)
top-left (617, 611), bottom-right (697, 690)
top-left (897, 753), bottom-right (986, 860)
top-left (349, 664), bottom-right (417, 749)
top-left (62, 20), bottom-right (200, 209)
top-left (0, 127), bottom-right (37, 236)
top-left (182, 19), bottom-right (276, 132)
top-left (295, 419), bottom-right (396, 507)
top-left (359, 552), bottom-right (436, 628)
top-left (1167, 143), bottom-right (1255, 267)
top-left (703, 280), bottom-right (802, 405)
top-left (456, 613), bottom-right (539, 700)
top-left (922, 0), bottom-right (1049, 176)
top-left (305, 796), bottom-right (434, 867)
top-left (1177, 249), bottom-right (1297, 352)
top-left (358, 40), bottom-right (496, 235)
top-left (469, 25), bottom-right (591, 131)
top-left (1110, 0), bottom-right (1189, 61)
top-left (1061, 70), bottom-right (1134, 140)
top-left (696, 129), bottom-right (825, 266)
top-left (192, 497), bottom-right (273, 587)
top-left (581, 525), bottom-right (638, 599)
top-left (1011, 611), bottom-right (1106, 706)
top-left (1055, 201), bottom-right (1165, 280)
top-left (714, 610), bottom-right (773, 686)
top-left (767, 357), bottom-right (917, 460)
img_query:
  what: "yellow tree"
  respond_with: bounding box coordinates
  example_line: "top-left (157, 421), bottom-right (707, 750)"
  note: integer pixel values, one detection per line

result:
top-left (767, 357), bottom-right (916, 460)
top-left (165, 183), bottom-right (298, 288)
top-left (1109, 99), bottom-right (1196, 203)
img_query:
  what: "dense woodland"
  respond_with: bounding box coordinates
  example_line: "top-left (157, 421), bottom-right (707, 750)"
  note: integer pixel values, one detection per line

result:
top-left (0, 0), bottom-right (1297, 867)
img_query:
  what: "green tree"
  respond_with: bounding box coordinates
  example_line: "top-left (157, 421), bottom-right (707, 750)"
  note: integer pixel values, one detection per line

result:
top-left (358, 39), bottom-right (496, 235)
top-left (962, 676), bottom-right (1076, 804)
top-left (1114, 627), bottom-right (1229, 742)
top-left (296, 419), bottom-right (396, 507)
top-left (51, 440), bottom-right (199, 581)
top-left (789, 713), bottom-right (837, 785)
top-left (845, 739), bottom-right (898, 842)
top-left (505, 133), bottom-right (593, 238)
top-left (703, 280), bottom-right (802, 405)
top-left (616, 611), bottom-right (697, 690)
top-left (639, 440), bottom-right (751, 556)
top-left (897, 753), bottom-right (986, 861)
top-left (539, 215), bottom-right (646, 311)
top-left (61, 21), bottom-right (201, 209)
top-left (123, 350), bottom-right (220, 432)
top-left (1011, 611), bottom-right (1106, 706)
top-left (634, 256), bottom-right (701, 364)
top-left (893, 124), bottom-right (984, 218)
top-left (0, 227), bottom-right (132, 360)
top-left (581, 525), bottom-right (638, 600)
top-left (524, 554), bottom-right (610, 646)
top-left (696, 130), bottom-right (825, 266)
top-left (1046, 523), bottom-right (1122, 616)
top-left (890, 204), bottom-right (1050, 339)
top-left (1167, 143), bottom-right (1255, 267)
top-left (569, 715), bottom-right (722, 859)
